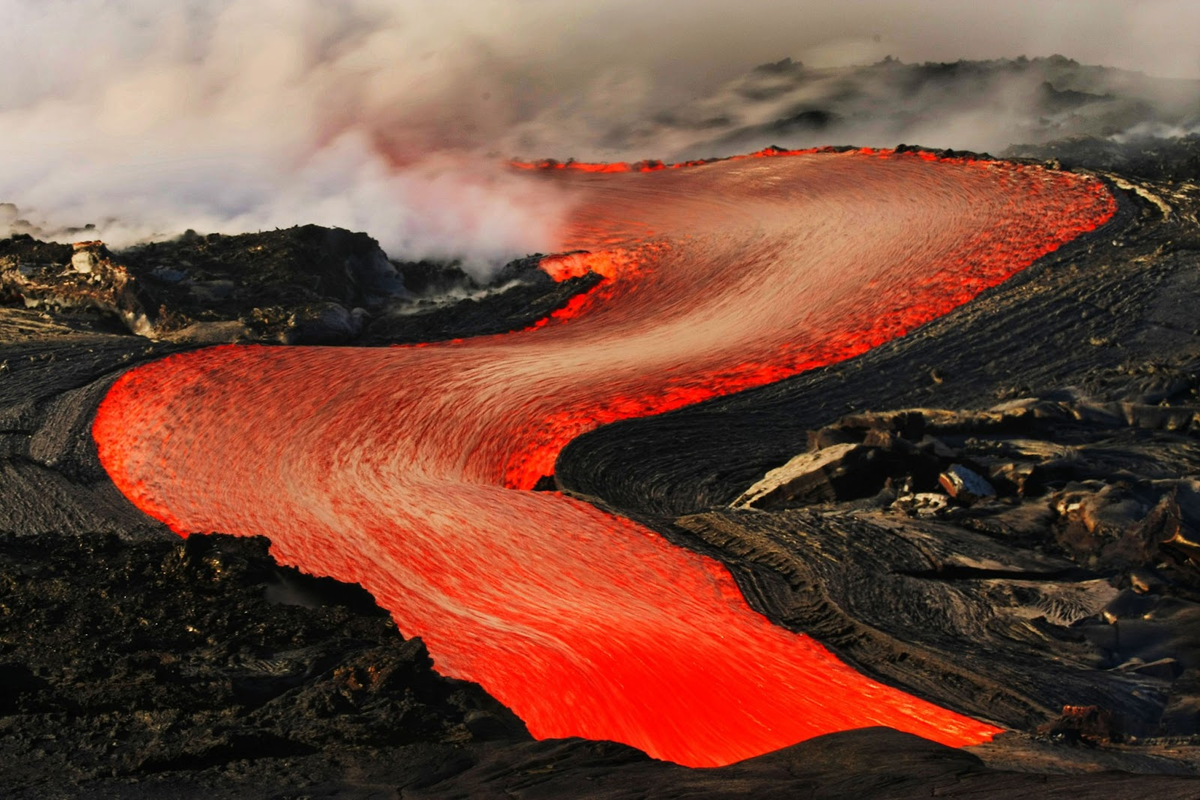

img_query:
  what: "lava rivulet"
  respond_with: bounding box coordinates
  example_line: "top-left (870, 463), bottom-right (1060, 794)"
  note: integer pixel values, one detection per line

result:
top-left (94, 151), bottom-right (1115, 767)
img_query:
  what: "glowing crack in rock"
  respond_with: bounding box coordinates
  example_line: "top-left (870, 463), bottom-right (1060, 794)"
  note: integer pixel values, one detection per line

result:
top-left (94, 150), bottom-right (1115, 767)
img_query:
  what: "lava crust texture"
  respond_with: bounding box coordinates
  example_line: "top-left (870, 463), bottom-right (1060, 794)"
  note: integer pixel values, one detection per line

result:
top-left (93, 150), bottom-right (1114, 767)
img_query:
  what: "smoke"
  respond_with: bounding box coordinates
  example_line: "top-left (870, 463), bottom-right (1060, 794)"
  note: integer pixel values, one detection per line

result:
top-left (2, 0), bottom-right (1199, 272)
top-left (0, 0), bottom-right (576, 276)
top-left (640, 55), bottom-right (1200, 159)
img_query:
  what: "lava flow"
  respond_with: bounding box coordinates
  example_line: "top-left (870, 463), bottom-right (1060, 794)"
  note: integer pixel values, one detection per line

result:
top-left (93, 150), bottom-right (1115, 767)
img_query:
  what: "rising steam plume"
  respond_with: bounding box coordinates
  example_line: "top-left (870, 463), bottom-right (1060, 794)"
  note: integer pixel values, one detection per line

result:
top-left (1, 0), bottom-right (577, 277)
top-left (1, 0), bottom-right (1198, 274)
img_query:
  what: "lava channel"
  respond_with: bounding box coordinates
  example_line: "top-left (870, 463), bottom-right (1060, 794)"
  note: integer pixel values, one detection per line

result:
top-left (94, 150), bottom-right (1115, 767)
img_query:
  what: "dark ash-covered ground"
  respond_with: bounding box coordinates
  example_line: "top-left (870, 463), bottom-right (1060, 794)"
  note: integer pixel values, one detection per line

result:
top-left (4, 142), bottom-right (1200, 797)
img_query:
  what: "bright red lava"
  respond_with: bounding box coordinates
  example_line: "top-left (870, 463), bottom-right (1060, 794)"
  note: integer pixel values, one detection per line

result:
top-left (94, 150), bottom-right (1115, 767)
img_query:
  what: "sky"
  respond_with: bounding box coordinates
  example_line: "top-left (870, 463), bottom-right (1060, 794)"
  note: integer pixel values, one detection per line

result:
top-left (548, 0), bottom-right (1200, 86)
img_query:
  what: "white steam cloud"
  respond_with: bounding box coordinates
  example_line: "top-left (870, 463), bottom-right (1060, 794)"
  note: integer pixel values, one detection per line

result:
top-left (0, 0), bottom-right (575, 275)
top-left (2, 0), bottom-right (1199, 272)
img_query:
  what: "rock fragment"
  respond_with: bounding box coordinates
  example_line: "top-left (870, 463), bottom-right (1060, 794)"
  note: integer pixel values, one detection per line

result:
top-left (938, 464), bottom-right (996, 504)
top-left (70, 242), bottom-right (99, 274)
top-left (1037, 705), bottom-right (1122, 744)
top-left (733, 443), bottom-right (880, 508)
top-left (891, 491), bottom-right (950, 517)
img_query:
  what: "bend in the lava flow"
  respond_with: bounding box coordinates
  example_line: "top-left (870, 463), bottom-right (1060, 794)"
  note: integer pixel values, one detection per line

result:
top-left (94, 149), bottom-right (1115, 767)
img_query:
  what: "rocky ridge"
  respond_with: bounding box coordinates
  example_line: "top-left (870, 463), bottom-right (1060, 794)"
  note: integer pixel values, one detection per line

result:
top-left (0, 225), bottom-right (601, 346)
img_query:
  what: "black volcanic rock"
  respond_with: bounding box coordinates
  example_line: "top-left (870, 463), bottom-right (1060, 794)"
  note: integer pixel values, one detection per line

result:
top-left (0, 532), bottom-right (529, 796)
top-left (0, 238), bottom-right (156, 336)
top-left (1007, 134), bottom-right (1200, 183)
top-left (361, 255), bottom-right (605, 345)
top-left (0, 226), bottom-right (400, 343)
top-left (731, 443), bottom-right (888, 508)
top-left (119, 225), bottom-right (404, 342)
top-left (0, 227), bottom-right (606, 346)
top-left (128, 225), bottom-right (405, 304)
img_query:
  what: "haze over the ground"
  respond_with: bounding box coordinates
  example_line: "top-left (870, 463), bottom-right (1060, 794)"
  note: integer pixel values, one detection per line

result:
top-left (2, 0), bottom-right (1198, 271)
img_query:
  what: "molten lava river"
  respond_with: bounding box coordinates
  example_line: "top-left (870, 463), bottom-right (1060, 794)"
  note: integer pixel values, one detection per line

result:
top-left (94, 149), bottom-right (1116, 767)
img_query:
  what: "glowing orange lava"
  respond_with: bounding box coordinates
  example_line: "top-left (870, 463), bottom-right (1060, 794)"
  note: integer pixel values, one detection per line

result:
top-left (94, 150), bottom-right (1115, 767)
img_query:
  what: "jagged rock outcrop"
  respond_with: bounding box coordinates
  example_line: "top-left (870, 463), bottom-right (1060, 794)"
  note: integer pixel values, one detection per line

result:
top-left (0, 239), bottom-right (154, 335)
top-left (0, 226), bottom-right (604, 346)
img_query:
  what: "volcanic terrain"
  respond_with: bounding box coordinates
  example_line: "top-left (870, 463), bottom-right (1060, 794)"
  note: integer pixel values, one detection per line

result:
top-left (1, 139), bottom-right (1200, 798)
